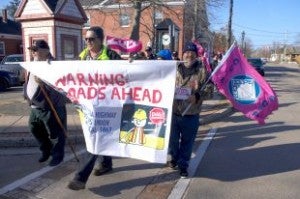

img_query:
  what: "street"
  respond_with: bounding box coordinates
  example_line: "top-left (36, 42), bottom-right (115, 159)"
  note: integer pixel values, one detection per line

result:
top-left (185, 63), bottom-right (300, 199)
top-left (0, 63), bottom-right (300, 198)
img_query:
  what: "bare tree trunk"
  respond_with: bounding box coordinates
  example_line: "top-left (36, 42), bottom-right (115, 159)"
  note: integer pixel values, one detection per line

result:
top-left (130, 1), bottom-right (142, 40)
top-left (227, 0), bottom-right (233, 49)
top-left (193, 0), bottom-right (198, 39)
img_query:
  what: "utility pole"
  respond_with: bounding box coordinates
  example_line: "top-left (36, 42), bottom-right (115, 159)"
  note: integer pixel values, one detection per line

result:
top-left (227, 0), bottom-right (233, 49)
top-left (241, 31), bottom-right (245, 54)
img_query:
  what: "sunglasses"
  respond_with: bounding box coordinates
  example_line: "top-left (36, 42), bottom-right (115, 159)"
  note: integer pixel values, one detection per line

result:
top-left (85, 37), bottom-right (96, 42)
top-left (31, 48), bottom-right (38, 52)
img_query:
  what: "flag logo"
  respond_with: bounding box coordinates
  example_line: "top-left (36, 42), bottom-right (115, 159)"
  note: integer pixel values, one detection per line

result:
top-left (229, 75), bottom-right (260, 104)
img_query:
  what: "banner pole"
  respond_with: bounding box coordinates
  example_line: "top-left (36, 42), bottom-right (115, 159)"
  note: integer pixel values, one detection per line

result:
top-left (39, 83), bottom-right (80, 162)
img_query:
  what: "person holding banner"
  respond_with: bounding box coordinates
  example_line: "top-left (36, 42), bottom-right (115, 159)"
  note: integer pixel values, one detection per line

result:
top-left (145, 46), bottom-right (156, 60)
top-left (24, 40), bottom-right (68, 167)
top-left (168, 42), bottom-right (212, 178)
top-left (68, 26), bottom-right (121, 190)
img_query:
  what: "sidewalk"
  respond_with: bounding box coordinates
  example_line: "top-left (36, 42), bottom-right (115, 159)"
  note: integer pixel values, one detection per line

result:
top-left (0, 92), bottom-right (232, 148)
top-left (0, 92), bottom-right (233, 198)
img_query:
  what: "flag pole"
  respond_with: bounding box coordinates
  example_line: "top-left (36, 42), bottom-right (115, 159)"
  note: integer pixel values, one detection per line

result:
top-left (181, 41), bottom-right (237, 116)
top-left (39, 83), bottom-right (80, 162)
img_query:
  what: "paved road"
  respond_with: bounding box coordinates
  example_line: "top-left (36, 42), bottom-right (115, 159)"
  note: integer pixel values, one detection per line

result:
top-left (1, 63), bottom-right (299, 198)
top-left (185, 63), bottom-right (300, 199)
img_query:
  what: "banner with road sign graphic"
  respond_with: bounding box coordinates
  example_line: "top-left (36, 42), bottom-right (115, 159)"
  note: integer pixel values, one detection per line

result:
top-left (20, 60), bottom-right (177, 163)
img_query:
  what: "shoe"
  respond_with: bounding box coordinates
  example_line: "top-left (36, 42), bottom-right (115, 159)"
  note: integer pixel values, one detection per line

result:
top-left (166, 161), bottom-right (178, 170)
top-left (48, 158), bottom-right (63, 167)
top-left (180, 168), bottom-right (188, 178)
top-left (93, 166), bottom-right (113, 176)
top-left (67, 180), bottom-right (86, 190)
top-left (38, 153), bottom-right (51, 163)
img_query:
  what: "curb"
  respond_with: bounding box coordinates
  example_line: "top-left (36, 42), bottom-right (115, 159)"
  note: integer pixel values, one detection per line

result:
top-left (0, 106), bottom-right (234, 148)
top-left (0, 134), bottom-right (85, 148)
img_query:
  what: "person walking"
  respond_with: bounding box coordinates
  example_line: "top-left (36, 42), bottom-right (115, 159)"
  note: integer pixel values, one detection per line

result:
top-left (168, 42), bottom-right (212, 178)
top-left (68, 26), bottom-right (121, 190)
top-left (172, 51), bottom-right (180, 61)
top-left (145, 46), bottom-right (156, 60)
top-left (156, 49), bottom-right (173, 60)
top-left (24, 39), bottom-right (68, 167)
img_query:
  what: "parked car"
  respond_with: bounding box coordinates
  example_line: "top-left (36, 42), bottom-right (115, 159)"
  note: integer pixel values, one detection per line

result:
top-left (261, 57), bottom-right (268, 64)
top-left (0, 70), bottom-right (20, 91)
top-left (0, 54), bottom-right (25, 85)
top-left (247, 58), bottom-right (265, 76)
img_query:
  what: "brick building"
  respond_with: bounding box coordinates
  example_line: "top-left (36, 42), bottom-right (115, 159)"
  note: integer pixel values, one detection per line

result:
top-left (0, 9), bottom-right (22, 61)
top-left (79, 0), bottom-right (211, 57)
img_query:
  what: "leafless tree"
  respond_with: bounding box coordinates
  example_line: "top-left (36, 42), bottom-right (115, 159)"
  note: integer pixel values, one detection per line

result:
top-left (4, 0), bottom-right (21, 19)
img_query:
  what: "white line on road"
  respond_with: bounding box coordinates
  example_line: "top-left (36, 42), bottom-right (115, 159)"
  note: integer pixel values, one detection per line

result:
top-left (0, 149), bottom-right (86, 195)
top-left (167, 128), bottom-right (217, 199)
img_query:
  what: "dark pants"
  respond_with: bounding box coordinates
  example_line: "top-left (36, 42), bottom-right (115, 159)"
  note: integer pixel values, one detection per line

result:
top-left (169, 114), bottom-right (200, 170)
top-left (74, 154), bottom-right (112, 183)
top-left (28, 106), bottom-right (66, 161)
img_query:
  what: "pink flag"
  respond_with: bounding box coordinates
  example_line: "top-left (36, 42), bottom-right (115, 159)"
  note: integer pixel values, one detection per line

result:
top-left (202, 52), bottom-right (212, 73)
top-left (211, 43), bottom-right (278, 124)
top-left (192, 39), bottom-right (204, 56)
top-left (193, 40), bottom-right (212, 73)
top-left (106, 36), bottom-right (142, 53)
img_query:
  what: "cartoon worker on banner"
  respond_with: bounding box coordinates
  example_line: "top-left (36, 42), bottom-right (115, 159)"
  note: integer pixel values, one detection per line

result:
top-left (119, 105), bottom-right (167, 150)
top-left (128, 109), bottom-right (147, 145)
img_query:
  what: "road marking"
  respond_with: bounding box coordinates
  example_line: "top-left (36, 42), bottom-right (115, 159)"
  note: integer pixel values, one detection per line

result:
top-left (0, 149), bottom-right (86, 195)
top-left (167, 128), bottom-right (217, 199)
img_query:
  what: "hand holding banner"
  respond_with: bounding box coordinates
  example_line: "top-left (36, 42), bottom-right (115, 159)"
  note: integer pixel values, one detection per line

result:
top-left (19, 60), bottom-right (177, 163)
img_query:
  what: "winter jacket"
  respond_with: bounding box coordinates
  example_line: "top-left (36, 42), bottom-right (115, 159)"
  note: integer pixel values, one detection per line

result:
top-left (79, 45), bottom-right (121, 61)
top-left (23, 72), bottom-right (67, 110)
top-left (173, 60), bottom-right (212, 115)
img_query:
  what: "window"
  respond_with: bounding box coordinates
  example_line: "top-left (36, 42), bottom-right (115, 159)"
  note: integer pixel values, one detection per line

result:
top-left (83, 13), bottom-right (90, 28)
top-left (120, 13), bottom-right (130, 27)
top-left (62, 35), bottom-right (78, 60)
top-left (0, 42), bottom-right (5, 56)
top-left (155, 11), bottom-right (163, 25)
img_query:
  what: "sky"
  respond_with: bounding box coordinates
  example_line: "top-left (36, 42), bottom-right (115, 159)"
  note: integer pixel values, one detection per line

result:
top-left (208, 0), bottom-right (300, 49)
top-left (1, 0), bottom-right (299, 49)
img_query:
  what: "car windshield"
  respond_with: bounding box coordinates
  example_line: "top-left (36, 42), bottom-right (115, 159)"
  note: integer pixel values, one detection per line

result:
top-left (3, 56), bottom-right (23, 63)
top-left (247, 59), bottom-right (263, 67)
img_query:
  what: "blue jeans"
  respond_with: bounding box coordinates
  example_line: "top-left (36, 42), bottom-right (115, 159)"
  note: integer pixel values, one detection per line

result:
top-left (74, 154), bottom-right (112, 183)
top-left (169, 114), bottom-right (200, 170)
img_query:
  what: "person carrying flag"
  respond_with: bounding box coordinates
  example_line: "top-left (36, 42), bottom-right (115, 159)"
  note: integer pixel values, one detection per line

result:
top-left (168, 42), bottom-right (213, 178)
top-left (24, 40), bottom-right (68, 167)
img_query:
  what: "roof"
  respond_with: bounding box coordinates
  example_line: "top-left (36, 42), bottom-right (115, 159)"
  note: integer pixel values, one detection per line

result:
top-left (156, 18), bottom-right (180, 31)
top-left (15, 0), bottom-right (88, 23)
top-left (43, 0), bottom-right (59, 12)
top-left (0, 17), bottom-right (21, 35)
top-left (79, 0), bottom-right (185, 7)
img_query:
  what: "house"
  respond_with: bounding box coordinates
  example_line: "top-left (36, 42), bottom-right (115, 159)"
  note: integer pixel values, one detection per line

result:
top-left (0, 9), bottom-right (22, 61)
top-left (79, 0), bottom-right (212, 57)
top-left (270, 46), bottom-right (300, 64)
top-left (285, 46), bottom-right (300, 64)
top-left (14, 0), bottom-right (87, 61)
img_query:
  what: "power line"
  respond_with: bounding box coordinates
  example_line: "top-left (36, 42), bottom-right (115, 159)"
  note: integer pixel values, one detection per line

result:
top-left (233, 23), bottom-right (300, 35)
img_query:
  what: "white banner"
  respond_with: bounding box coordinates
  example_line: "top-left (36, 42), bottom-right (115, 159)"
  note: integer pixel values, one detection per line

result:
top-left (20, 60), bottom-right (177, 163)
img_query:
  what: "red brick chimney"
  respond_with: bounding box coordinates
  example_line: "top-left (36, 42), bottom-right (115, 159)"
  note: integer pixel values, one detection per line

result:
top-left (2, 9), bottom-right (8, 23)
